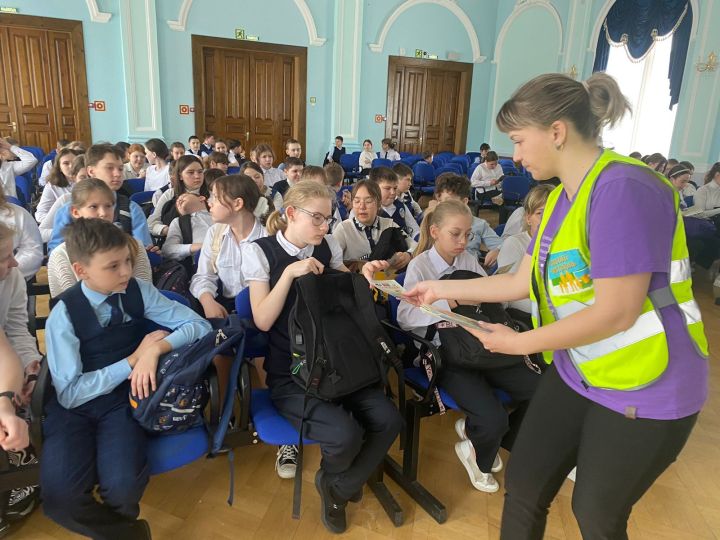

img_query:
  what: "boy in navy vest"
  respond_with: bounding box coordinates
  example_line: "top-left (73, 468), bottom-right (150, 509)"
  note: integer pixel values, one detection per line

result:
top-left (372, 167), bottom-right (420, 240)
top-left (42, 218), bottom-right (212, 539)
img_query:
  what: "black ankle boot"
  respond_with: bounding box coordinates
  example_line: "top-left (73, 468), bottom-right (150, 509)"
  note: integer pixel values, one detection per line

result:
top-left (315, 470), bottom-right (347, 534)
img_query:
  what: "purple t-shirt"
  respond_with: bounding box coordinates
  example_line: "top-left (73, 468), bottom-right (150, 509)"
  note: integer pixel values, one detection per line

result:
top-left (529, 163), bottom-right (708, 420)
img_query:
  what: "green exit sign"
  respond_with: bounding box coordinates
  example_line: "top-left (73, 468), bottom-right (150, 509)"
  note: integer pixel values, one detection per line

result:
top-left (235, 28), bottom-right (245, 40)
top-left (0, 6), bottom-right (18, 13)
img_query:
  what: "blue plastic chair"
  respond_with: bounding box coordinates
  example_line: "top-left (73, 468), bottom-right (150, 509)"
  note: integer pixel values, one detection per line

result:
top-left (499, 159), bottom-right (519, 176)
top-left (372, 158), bottom-right (393, 169)
top-left (339, 153), bottom-right (362, 181)
top-left (130, 190), bottom-right (155, 207)
top-left (227, 166), bottom-right (240, 175)
top-left (147, 251), bottom-right (162, 267)
top-left (21, 146), bottom-right (45, 164)
top-left (494, 223), bottom-right (506, 237)
top-left (450, 156), bottom-right (469, 174)
top-left (5, 195), bottom-right (23, 207)
top-left (465, 152), bottom-right (481, 164)
top-left (14, 175), bottom-right (32, 207)
top-left (501, 176), bottom-right (531, 207)
top-left (399, 152), bottom-right (412, 159)
top-left (434, 165), bottom-right (460, 177)
top-left (684, 196), bottom-right (694, 207)
top-left (468, 162), bottom-right (480, 179)
top-left (124, 178), bottom-right (145, 195)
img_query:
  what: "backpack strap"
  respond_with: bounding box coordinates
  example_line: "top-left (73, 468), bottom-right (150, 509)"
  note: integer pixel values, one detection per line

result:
top-left (115, 193), bottom-right (132, 233)
top-left (210, 224), bottom-right (230, 273)
top-left (178, 214), bottom-right (193, 245)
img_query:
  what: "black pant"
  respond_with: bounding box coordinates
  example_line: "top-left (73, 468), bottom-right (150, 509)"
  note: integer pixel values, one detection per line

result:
top-left (501, 365), bottom-right (698, 540)
top-left (270, 378), bottom-right (403, 501)
top-left (439, 364), bottom-right (539, 472)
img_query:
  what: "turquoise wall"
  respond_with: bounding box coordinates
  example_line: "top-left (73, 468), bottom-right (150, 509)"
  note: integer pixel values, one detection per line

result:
top-left (3, 0), bottom-right (718, 169)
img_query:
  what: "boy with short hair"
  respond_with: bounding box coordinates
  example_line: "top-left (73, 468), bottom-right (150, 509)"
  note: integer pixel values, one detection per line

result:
top-left (271, 156), bottom-right (304, 210)
top-left (325, 162), bottom-right (350, 220)
top-left (186, 135), bottom-right (201, 157)
top-left (371, 166), bottom-right (420, 240)
top-left (392, 162), bottom-right (422, 221)
top-left (421, 151), bottom-right (433, 165)
top-left (278, 138), bottom-right (304, 172)
top-left (48, 144), bottom-right (152, 252)
top-left (170, 142), bottom-right (185, 162)
top-left (434, 174), bottom-right (502, 266)
top-left (205, 151), bottom-right (229, 173)
top-left (200, 132), bottom-right (215, 157)
top-left (474, 142), bottom-right (491, 164)
top-left (42, 218), bottom-right (211, 539)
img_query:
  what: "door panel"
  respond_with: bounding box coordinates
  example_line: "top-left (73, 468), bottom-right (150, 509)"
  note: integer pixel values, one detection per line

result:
top-left (385, 56), bottom-right (472, 156)
top-left (0, 15), bottom-right (91, 151)
top-left (220, 50), bottom-right (250, 147)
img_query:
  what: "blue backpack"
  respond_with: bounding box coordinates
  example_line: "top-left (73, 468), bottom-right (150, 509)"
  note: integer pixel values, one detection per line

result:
top-left (129, 316), bottom-right (246, 433)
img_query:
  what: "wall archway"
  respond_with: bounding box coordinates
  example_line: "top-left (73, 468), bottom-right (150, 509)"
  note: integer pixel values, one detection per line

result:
top-left (166, 0), bottom-right (326, 46)
top-left (368, 0), bottom-right (485, 63)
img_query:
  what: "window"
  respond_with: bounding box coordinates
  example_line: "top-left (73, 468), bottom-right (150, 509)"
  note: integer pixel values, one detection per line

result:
top-left (601, 36), bottom-right (677, 157)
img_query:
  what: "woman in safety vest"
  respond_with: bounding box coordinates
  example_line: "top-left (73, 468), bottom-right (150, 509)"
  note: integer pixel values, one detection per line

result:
top-left (402, 72), bottom-right (708, 539)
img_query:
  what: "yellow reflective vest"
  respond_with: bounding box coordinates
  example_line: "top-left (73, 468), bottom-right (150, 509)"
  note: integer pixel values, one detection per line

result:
top-left (529, 149), bottom-right (708, 391)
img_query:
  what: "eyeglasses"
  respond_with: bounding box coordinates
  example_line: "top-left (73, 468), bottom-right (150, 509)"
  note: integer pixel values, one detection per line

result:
top-left (295, 207), bottom-right (336, 228)
top-left (353, 197), bottom-right (377, 206)
top-left (448, 230), bottom-right (475, 243)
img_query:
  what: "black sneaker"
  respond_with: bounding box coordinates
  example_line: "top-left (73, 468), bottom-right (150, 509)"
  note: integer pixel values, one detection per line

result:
top-left (348, 488), bottom-right (363, 503)
top-left (134, 518), bottom-right (152, 539)
top-left (314, 469), bottom-right (347, 534)
top-left (275, 445), bottom-right (298, 479)
top-left (5, 485), bottom-right (39, 521)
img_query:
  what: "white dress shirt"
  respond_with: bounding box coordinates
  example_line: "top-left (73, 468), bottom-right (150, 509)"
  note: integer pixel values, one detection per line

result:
top-left (161, 211), bottom-right (214, 261)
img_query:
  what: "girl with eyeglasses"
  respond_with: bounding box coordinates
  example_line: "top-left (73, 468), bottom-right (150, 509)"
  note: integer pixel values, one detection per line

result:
top-left (397, 200), bottom-right (539, 494)
top-left (332, 179), bottom-right (415, 272)
top-left (241, 182), bottom-right (401, 533)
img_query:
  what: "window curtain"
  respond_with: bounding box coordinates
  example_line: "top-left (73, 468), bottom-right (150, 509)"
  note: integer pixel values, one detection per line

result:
top-left (592, 0), bottom-right (692, 108)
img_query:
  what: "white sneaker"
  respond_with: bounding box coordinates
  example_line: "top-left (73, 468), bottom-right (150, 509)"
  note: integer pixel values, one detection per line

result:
top-left (454, 440), bottom-right (499, 493)
top-left (455, 419), bottom-right (503, 473)
top-left (275, 445), bottom-right (298, 479)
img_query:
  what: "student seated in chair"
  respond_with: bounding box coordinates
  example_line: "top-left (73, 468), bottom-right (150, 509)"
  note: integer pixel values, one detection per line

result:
top-left (397, 201), bottom-right (539, 493)
top-left (42, 218), bottom-right (211, 540)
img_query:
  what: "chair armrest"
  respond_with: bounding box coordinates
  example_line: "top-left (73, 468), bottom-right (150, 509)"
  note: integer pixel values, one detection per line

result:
top-left (381, 320), bottom-right (444, 405)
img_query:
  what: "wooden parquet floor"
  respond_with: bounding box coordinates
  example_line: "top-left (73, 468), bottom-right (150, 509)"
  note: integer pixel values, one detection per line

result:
top-left (9, 272), bottom-right (720, 539)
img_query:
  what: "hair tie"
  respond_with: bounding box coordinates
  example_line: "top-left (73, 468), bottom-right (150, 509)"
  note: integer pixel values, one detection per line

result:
top-left (253, 197), bottom-right (269, 218)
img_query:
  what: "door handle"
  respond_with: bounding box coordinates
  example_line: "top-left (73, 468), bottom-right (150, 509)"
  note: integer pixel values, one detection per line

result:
top-left (7, 122), bottom-right (16, 131)
top-left (246, 131), bottom-right (250, 142)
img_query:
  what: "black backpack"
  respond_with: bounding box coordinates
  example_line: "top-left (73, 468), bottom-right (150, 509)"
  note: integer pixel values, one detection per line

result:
top-left (368, 226), bottom-right (410, 262)
top-left (114, 193), bottom-right (133, 233)
top-left (153, 215), bottom-right (195, 299)
top-left (288, 270), bottom-right (398, 399)
top-left (129, 316), bottom-right (246, 433)
top-left (287, 270), bottom-right (403, 518)
top-left (432, 270), bottom-right (542, 372)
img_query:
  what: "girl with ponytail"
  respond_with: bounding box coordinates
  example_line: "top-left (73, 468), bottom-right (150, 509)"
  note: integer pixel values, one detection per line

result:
top-left (399, 200), bottom-right (539, 494)
top-left (404, 72), bottom-right (708, 539)
top-left (189, 174), bottom-right (268, 319)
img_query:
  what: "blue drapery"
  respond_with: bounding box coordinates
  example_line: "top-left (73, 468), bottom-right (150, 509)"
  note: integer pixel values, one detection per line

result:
top-left (592, 0), bottom-right (692, 108)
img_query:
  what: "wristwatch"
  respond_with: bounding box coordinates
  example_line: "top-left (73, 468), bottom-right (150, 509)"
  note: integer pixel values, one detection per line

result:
top-left (0, 391), bottom-right (17, 407)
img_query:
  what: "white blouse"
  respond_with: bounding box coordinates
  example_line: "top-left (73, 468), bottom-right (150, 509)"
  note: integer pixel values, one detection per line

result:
top-left (241, 230), bottom-right (345, 282)
top-left (0, 267), bottom-right (42, 368)
top-left (161, 211), bottom-right (214, 261)
top-left (39, 192), bottom-right (72, 243)
top-left (397, 246), bottom-right (487, 344)
top-left (496, 231), bottom-right (532, 313)
top-left (144, 164), bottom-right (170, 192)
top-left (35, 183), bottom-right (72, 224)
top-left (263, 167), bottom-right (285, 188)
top-left (0, 204), bottom-right (43, 279)
top-left (47, 239), bottom-right (152, 298)
top-left (190, 220), bottom-right (267, 301)
top-left (0, 146), bottom-right (37, 198)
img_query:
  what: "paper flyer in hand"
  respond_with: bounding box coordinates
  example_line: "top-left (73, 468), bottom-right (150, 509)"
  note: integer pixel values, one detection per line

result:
top-left (370, 280), bottom-right (491, 333)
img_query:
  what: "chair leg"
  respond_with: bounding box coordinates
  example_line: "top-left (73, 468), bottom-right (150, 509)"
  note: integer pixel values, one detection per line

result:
top-left (366, 466), bottom-right (404, 527)
top-left (383, 401), bottom-right (447, 524)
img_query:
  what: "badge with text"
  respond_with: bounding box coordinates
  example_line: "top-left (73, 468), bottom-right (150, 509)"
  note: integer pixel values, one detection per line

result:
top-left (546, 249), bottom-right (593, 296)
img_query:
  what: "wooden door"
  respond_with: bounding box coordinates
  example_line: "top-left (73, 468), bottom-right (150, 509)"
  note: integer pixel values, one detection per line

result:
top-left (192, 35), bottom-right (306, 163)
top-left (385, 56), bottom-right (472, 155)
top-left (0, 14), bottom-right (91, 150)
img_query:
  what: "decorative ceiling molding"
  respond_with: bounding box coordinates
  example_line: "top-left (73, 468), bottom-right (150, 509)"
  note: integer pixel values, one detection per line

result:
top-left (369, 0), bottom-right (486, 63)
top-left (167, 0), bottom-right (326, 46)
top-left (85, 0), bottom-right (112, 22)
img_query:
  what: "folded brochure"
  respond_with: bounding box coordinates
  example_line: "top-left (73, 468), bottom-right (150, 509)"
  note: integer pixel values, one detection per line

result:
top-left (371, 279), bottom-right (490, 332)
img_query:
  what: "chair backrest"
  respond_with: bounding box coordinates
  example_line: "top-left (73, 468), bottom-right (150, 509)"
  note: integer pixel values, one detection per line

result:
top-left (432, 155), bottom-right (449, 168)
top-left (372, 158), bottom-right (392, 169)
top-left (450, 156), bottom-right (469, 173)
top-left (412, 161), bottom-right (436, 184)
top-left (434, 166), bottom-right (459, 177)
top-left (465, 152), bottom-right (481, 163)
top-left (399, 152), bottom-right (412, 159)
top-left (21, 146), bottom-right (45, 163)
top-left (5, 195), bottom-right (23, 207)
top-left (14, 175), bottom-right (32, 206)
top-left (160, 289), bottom-right (190, 307)
top-left (124, 178), bottom-right (145, 194)
top-left (339, 153), bottom-right (359, 172)
top-left (499, 159), bottom-right (518, 175)
top-left (235, 287), bottom-right (253, 319)
top-left (444, 163), bottom-right (464, 174)
top-left (227, 166), bottom-right (240, 175)
top-left (130, 190), bottom-right (155, 206)
top-left (501, 176), bottom-right (531, 203)
top-left (435, 151), bottom-right (455, 159)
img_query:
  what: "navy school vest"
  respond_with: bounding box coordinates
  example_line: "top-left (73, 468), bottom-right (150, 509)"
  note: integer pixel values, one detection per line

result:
top-left (254, 235), bottom-right (332, 383)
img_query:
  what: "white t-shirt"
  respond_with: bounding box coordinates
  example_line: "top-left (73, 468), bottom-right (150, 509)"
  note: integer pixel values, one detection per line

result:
top-left (144, 164), bottom-right (170, 192)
